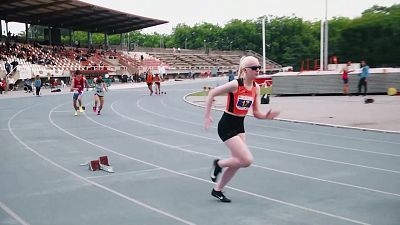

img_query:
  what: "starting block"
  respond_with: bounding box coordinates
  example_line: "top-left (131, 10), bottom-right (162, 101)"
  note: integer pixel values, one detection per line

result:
top-left (99, 155), bottom-right (109, 166)
top-left (80, 156), bottom-right (114, 173)
top-left (89, 160), bottom-right (100, 171)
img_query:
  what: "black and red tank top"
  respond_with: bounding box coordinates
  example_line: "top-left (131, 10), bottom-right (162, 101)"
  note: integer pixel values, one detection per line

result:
top-left (73, 77), bottom-right (85, 92)
top-left (226, 78), bottom-right (257, 116)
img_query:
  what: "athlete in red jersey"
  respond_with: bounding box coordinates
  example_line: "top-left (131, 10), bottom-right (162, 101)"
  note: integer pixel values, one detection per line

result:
top-left (70, 70), bottom-right (87, 116)
top-left (146, 68), bottom-right (154, 95)
top-left (204, 56), bottom-right (280, 202)
top-left (341, 61), bottom-right (353, 95)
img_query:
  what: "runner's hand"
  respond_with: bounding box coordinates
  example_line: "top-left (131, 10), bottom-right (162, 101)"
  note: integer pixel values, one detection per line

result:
top-left (265, 109), bottom-right (280, 120)
top-left (204, 116), bottom-right (213, 130)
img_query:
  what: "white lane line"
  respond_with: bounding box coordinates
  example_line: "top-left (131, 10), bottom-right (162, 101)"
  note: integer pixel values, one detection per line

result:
top-left (162, 100), bottom-right (400, 174)
top-left (0, 201), bottom-right (30, 225)
top-left (183, 93), bottom-right (400, 153)
top-left (8, 105), bottom-right (195, 225)
top-left (250, 122), bottom-right (400, 145)
top-left (52, 110), bottom-right (72, 113)
top-left (162, 98), bottom-right (400, 146)
top-left (142, 97), bottom-right (400, 158)
top-left (54, 105), bottom-right (371, 225)
top-left (177, 144), bottom-right (194, 148)
top-left (86, 168), bottom-right (162, 179)
top-left (109, 101), bottom-right (400, 198)
top-left (183, 92), bottom-right (400, 135)
top-left (246, 131), bottom-right (400, 157)
top-left (134, 99), bottom-right (400, 174)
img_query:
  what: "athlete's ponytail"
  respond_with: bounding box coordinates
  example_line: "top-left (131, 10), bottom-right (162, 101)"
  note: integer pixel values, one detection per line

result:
top-left (237, 56), bottom-right (247, 79)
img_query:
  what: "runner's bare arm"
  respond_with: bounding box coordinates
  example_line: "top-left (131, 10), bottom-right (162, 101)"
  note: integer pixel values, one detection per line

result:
top-left (204, 81), bottom-right (238, 129)
top-left (70, 79), bottom-right (76, 92)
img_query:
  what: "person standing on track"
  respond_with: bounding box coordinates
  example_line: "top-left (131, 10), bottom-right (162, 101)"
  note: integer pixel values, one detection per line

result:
top-left (70, 70), bottom-right (87, 116)
top-left (34, 75), bottom-right (42, 96)
top-left (358, 60), bottom-right (369, 96)
top-left (341, 61), bottom-right (353, 95)
top-left (204, 56), bottom-right (280, 202)
top-left (154, 73), bottom-right (161, 95)
top-left (93, 77), bottom-right (108, 115)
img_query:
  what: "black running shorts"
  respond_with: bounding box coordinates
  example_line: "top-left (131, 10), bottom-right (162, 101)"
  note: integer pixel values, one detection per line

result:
top-left (217, 112), bottom-right (245, 142)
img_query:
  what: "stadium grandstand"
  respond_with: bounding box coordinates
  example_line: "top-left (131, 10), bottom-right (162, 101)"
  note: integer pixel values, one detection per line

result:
top-left (0, 0), bottom-right (281, 91)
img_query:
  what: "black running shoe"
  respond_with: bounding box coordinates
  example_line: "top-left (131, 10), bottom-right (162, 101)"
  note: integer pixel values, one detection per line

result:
top-left (210, 159), bottom-right (222, 182)
top-left (211, 189), bottom-right (231, 203)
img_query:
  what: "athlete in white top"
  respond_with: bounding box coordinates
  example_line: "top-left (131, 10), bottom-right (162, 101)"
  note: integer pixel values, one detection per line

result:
top-left (93, 77), bottom-right (108, 115)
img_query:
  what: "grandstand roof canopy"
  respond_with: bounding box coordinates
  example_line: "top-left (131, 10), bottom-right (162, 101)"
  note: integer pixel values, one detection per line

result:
top-left (0, 0), bottom-right (168, 34)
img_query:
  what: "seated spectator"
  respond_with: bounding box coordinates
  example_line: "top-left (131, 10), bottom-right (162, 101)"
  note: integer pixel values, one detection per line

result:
top-left (24, 79), bottom-right (33, 93)
top-left (7, 76), bottom-right (15, 91)
top-left (0, 78), bottom-right (6, 94)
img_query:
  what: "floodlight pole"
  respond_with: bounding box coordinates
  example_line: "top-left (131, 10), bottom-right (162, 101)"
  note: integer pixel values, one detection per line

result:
top-left (320, 20), bottom-right (324, 71)
top-left (323, 0), bottom-right (329, 70)
top-left (262, 16), bottom-right (266, 74)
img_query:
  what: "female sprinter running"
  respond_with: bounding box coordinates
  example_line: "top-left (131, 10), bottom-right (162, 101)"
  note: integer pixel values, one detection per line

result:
top-left (153, 73), bottom-right (161, 95)
top-left (93, 77), bottom-right (108, 115)
top-left (204, 56), bottom-right (280, 202)
top-left (146, 69), bottom-right (154, 95)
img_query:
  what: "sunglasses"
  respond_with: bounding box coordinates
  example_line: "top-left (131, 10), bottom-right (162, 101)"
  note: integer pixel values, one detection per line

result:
top-left (245, 65), bottom-right (261, 71)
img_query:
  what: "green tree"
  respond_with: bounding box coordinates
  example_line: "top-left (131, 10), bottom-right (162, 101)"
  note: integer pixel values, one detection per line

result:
top-left (339, 4), bottom-right (400, 67)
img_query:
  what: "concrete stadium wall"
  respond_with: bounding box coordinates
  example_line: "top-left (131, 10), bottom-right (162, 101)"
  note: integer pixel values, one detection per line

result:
top-left (272, 72), bottom-right (400, 95)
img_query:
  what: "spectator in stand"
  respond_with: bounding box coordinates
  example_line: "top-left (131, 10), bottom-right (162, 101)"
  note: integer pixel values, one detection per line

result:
top-left (24, 78), bottom-right (33, 93)
top-left (0, 78), bottom-right (6, 94)
top-left (4, 60), bottom-right (11, 75)
top-left (7, 76), bottom-right (15, 91)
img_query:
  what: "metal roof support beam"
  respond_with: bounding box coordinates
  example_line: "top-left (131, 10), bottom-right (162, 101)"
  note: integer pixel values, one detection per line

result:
top-left (0, 0), bottom-right (167, 36)
top-left (101, 21), bottom-right (146, 34)
top-left (84, 20), bottom-right (140, 33)
top-left (75, 17), bottom-right (132, 30)
top-left (120, 33), bottom-right (123, 50)
top-left (5, 21), bottom-right (9, 37)
top-left (69, 29), bottom-right (72, 46)
top-left (104, 33), bottom-right (109, 49)
top-left (127, 32), bottom-right (130, 51)
top-left (25, 23), bottom-right (28, 43)
top-left (44, 13), bottom-right (99, 28)
top-left (25, 6), bottom-right (94, 24)
top-left (48, 26), bottom-right (52, 46)
top-left (0, 20), bottom-right (2, 42)
top-left (0, 0), bottom-right (27, 6)
top-left (88, 32), bottom-right (93, 48)
top-left (0, 1), bottom-right (70, 15)
top-left (110, 25), bottom-right (149, 35)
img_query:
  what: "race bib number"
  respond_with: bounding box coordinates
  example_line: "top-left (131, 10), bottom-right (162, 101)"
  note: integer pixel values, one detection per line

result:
top-left (236, 95), bottom-right (253, 110)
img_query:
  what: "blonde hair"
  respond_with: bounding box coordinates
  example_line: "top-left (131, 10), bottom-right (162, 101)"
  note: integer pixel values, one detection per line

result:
top-left (237, 56), bottom-right (259, 78)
